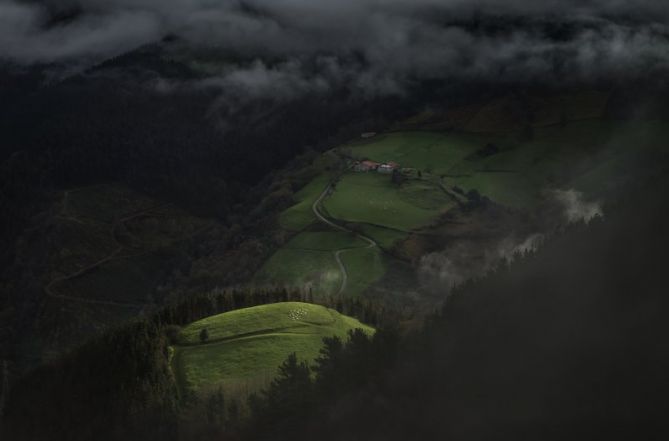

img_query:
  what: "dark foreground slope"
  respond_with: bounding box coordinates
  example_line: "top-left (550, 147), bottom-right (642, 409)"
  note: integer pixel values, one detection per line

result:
top-left (242, 173), bottom-right (669, 441)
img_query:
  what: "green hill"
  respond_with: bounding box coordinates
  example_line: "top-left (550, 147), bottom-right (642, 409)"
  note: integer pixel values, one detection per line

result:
top-left (171, 302), bottom-right (374, 396)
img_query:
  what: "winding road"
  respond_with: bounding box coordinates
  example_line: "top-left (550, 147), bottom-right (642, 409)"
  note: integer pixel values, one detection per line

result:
top-left (311, 182), bottom-right (378, 295)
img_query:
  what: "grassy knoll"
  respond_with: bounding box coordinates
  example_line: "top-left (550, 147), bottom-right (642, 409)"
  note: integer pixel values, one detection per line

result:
top-left (172, 302), bottom-right (374, 395)
top-left (279, 175), bottom-right (330, 231)
top-left (323, 173), bottom-right (454, 231)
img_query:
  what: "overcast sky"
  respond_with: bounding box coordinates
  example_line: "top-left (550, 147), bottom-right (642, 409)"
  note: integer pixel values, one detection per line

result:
top-left (2, 0), bottom-right (669, 95)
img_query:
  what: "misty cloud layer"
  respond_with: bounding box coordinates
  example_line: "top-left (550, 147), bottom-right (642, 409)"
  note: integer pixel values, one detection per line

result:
top-left (419, 233), bottom-right (545, 295)
top-left (418, 188), bottom-right (602, 295)
top-left (551, 189), bottom-right (603, 223)
top-left (2, 0), bottom-right (669, 91)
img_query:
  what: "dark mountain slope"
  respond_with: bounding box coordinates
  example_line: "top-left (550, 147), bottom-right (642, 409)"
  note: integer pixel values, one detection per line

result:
top-left (245, 173), bottom-right (669, 441)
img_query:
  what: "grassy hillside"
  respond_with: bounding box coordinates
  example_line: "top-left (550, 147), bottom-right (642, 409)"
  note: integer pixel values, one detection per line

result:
top-left (258, 93), bottom-right (669, 303)
top-left (278, 175), bottom-right (331, 231)
top-left (323, 173), bottom-right (454, 231)
top-left (254, 231), bottom-right (367, 297)
top-left (171, 302), bottom-right (374, 396)
top-left (348, 131), bottom-right (492, 176)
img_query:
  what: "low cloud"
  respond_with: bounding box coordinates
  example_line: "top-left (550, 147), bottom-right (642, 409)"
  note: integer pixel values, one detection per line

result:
top-left (2, 0), bottom-right (669, 90)
top-left (551, 189), bottom-right (603, 224)
top-left (0, 1), bottom-right (161, 66)
top-left (418, 188), bottom-right (603, 296)
top-left (419, 233), bottom-right (545, 295)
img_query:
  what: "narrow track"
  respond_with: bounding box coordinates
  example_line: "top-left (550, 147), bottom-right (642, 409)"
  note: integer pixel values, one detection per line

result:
top-left (311, 182), bottom-right (378, 295)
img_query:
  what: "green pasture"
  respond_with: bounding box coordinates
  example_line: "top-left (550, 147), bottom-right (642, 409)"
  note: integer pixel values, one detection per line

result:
top-left (279, 175), bottom-right (329, 231)
top-left (323, 173), bottom-right (454, 231)
top-left (348, 131), bottom-right (493, 176)
top-left (172, 302), bottom-right (374, 396)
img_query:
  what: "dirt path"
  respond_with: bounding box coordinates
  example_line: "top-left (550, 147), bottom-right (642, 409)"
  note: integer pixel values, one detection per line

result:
top-left (312, 182), bottom-right (378, 295)
top-left (44, 204), bottom-right (169, 308)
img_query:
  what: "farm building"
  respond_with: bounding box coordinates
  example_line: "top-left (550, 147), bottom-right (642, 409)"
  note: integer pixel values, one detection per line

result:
top-left (361, 132), bottom-right (377, 139)
top-left (354, 160), bottom-right (381, 172)
top-left (378, 161), bottom-right (400, 174)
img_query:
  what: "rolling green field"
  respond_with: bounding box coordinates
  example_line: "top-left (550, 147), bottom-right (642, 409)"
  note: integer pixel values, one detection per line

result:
top-left (345, 122), bottom-right (631, 209)
top-left (172, 302), bottom-right (374, 396)
top-left (349, 131), bottom-right (493, 176)
top-left (263, 119), bottom-right (669, 300)
top-left (255, 231), bottom-right (377, 297)
top-left (345, 124), bottom-right (617, 209)
top-left (323, 173), bottom-right (454, 231)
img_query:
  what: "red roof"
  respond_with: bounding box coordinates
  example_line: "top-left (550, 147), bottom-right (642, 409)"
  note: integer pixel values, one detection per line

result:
top-left (361, 160), bottom-right (380, 167)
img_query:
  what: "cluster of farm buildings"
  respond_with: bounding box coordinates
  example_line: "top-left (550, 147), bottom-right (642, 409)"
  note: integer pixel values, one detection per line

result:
top-left (353, 132), bottom-right (412, 175)
top-left (353, 160), bottom-right (400, 174)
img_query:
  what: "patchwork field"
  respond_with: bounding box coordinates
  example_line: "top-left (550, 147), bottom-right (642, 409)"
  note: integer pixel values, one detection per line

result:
top-left (171, 302), bottom-right (374, 396)
top-left (323, 173), bottom-right (454, 231)
top-left (259, 97), bottom-right (669, 302)
top-left (255, 229), bottom-right (383, 297)
top-left (348, 131), bottom-right (496, 176)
